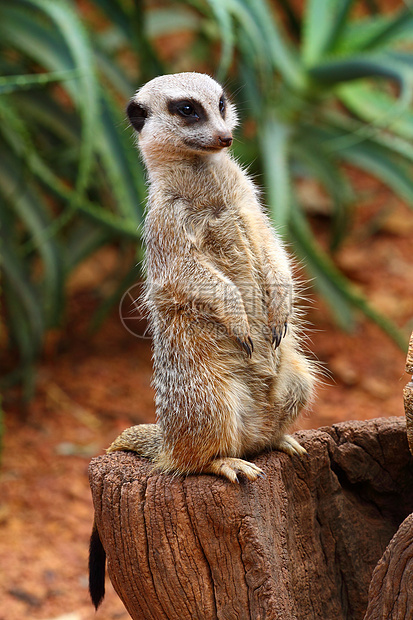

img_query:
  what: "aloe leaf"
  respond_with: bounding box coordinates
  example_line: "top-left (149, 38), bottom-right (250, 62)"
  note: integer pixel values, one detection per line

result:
top-left (208, 0), bottom-right (234, 79)
top-left (230, 3), bottom-right (270, 77)
top-left (312, 53), bottom-right (413, 126)
top-left (302, 0), bottom-right (353, 65)
top-left (260, 117), bottom-right (292, 230)
top-left (65, 223), bottom-right (112, 270)
top-left (289, 204), bottom-right (355, 328)
top-left (0, 68), bottom-right (80, 95)
top-left (28, 0), bottom-right (100, 197)
top-left (94, 49), bottom-right (134, 99)
top-left (1, 219), bottom-right (43, 395)
top-left (310, 53), bottom-right (413, 94)
top-left (126, 0), bottom-right (164, 81)
top-left (146, 6), bottom-right (201, 38)
top-left (316, 111), bottom-right (413, 165)
top-left (0, 97), bottom-right (142, 243)
top-left (337, 81), bottom-right (413, 140)
top-left (388, 52), bottom-right (413, 68)
top-left (1, 239), bottom-right (45, 358)
top-left (14, 90), bottom-right (80, 145)
top-left (361, 10), bottom-right (413, 50)
top-left (0, 148), bottom-right (65, 327)
top-left (336, 9), bottom-right (413, 54)
top-left (96, 91), bottom-right (145, 223)
top-left (1, 1), bottom-right (100, 197)
top-left (324, 105), bottom-right (413, 167)
top-left (303, 121), bottom-right (413, 207)
top-left (0, 5), bottom-right (73, 70)
top-left (292, 136), bottom-right (354, 249)
top-left (339, 142), bottom-right (413, 206)
top-left (2, 281), bottom-right (39, 365)
top-left (94, 0), bottom-right (163, 78)
top-left (275, 0), bottom-right (301, 38)
top-left (0, 96), bottom-right (34, 156)
top-left (0, 6), bottom-right (99, 243)
top-left (27, 156), bottom-right (142, 242)
top-left (29, 161), bottom-right (142, 241)
top-left (84, 0), bottom-right (132, 37)
top-left (243, 0), bottom-right (305, 90)
top-left (289, 205), bottom-right (408, 350)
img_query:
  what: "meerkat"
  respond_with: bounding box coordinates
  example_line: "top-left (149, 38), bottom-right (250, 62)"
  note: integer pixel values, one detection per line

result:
top-left (109, 71), bottom-right (315, 479)
top-left (89, 71), bottom-right (316, 609)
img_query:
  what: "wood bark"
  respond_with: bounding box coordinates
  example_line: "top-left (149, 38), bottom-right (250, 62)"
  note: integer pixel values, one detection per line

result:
top-left (89, 417), bottom-right (413, 620)
top-left (405, 330), bottom-right (413, 456)
top-left (364, 512), bottom-right (413, 620)
top-left (406, 331), bottom-right (413, 374)
top-left (362, 331), bottom-right (413, 617)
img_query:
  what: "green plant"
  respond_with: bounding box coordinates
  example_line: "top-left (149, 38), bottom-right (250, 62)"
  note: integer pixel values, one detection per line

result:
top-left (0, 0), bottom-right (142, 394)
top-left (1, 0), bottom-right (411, 397)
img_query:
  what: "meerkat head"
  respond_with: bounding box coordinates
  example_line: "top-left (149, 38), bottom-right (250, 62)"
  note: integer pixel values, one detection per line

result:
top-left (126, 72), bottom-right (238, 163)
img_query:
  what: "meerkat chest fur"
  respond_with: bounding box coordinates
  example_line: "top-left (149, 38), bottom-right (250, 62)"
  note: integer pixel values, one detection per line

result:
top-left (147, 157), bottom-right (266, 296)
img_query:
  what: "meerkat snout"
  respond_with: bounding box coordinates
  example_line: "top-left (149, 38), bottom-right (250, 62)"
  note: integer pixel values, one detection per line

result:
top-left (218, 133), bottom-right (233, 147)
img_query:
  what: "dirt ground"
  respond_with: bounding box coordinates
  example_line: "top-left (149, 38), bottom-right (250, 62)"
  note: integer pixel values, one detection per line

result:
top-left (1, 177), bottom-right (412, 619)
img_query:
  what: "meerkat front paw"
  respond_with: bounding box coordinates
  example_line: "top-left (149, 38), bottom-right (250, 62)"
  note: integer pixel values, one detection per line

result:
top-left (205, 457), bottom-right (265, 483)
top-left (268, 299), bottom-right (290, 349)
top-left (274, 434), bottom-right (307, 457)
top-left (267, 283), bottom-right (292, 349)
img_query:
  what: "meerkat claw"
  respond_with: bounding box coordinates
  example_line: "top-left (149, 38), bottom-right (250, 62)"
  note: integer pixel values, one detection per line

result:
top-left (206, 457), bottom-right (265, 482)
top-left (272, 322), bottom-right (289, 348)
top-left (236, 337), bottom-right (253, 358)
top-left (272, 325), bottom-right (282, 348)
top-left (275, 434), bottom-right (307, 457)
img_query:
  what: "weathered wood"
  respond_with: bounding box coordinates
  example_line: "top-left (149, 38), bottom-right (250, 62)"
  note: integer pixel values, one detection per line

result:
top-left (406, 331), bottom-right (413, 374)
top-left (362, 332), bottom-right (413, 617)
top-left (405, 331), bottom-right (413, 456)
top-left (405, 381), bottom-right (413, 457)
top-left (364, 512), bottom-right (413, 620)
top-left (89, 417), bottom-right (413, 620)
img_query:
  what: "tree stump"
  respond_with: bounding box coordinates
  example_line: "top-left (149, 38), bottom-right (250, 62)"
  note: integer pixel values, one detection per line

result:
top-left (404, 330), bottom-right (413, 455)
top-left (364, 512), bottom-right (413, 620)
top-left (362, 332), bottom-right (413, 618)
top-left (89, 417), bottom-right (413, 620)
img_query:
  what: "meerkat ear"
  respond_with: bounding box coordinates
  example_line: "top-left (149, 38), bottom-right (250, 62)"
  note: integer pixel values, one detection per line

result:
top-left (127, 100), bottom-right (148, 133)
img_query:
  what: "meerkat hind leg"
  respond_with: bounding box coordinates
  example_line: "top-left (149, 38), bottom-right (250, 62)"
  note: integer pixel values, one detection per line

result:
top-left (273, 434), bottom-right (307, 457)
top-left (204, 457), bottom-right (265, 483)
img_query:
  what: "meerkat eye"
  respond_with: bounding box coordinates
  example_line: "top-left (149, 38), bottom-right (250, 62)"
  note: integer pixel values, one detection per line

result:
top-left (219, 95), bottom-right (226, 118)
top-left (168, 99), bottom-right (205, 123)
top-left (177, 102), bottom-right (199, 119)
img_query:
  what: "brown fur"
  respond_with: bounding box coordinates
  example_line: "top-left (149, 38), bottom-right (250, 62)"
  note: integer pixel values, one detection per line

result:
top-left (108, 72), bottom-right (316, 482)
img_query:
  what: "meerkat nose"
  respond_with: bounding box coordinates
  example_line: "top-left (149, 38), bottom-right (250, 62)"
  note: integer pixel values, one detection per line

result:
top-left (218, 133), bottom-right (233, 147)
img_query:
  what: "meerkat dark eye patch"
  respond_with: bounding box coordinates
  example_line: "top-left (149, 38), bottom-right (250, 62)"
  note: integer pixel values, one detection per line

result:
top-left (168, 99), bottom-right (206, 124)
top-left (127, 100), bottom-right (148, 133)
top-left (219, 93), bottom-right (226, 118)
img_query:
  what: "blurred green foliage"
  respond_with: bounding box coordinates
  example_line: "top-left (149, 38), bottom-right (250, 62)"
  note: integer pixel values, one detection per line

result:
top-left (1, 0), bottom-right (412, 394)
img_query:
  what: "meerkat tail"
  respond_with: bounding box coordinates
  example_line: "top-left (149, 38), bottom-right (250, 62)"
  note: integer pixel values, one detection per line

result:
top-left (106, 423), bottom-right (162, 461)
top-left (88, 520), bottom-right (106, 610)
